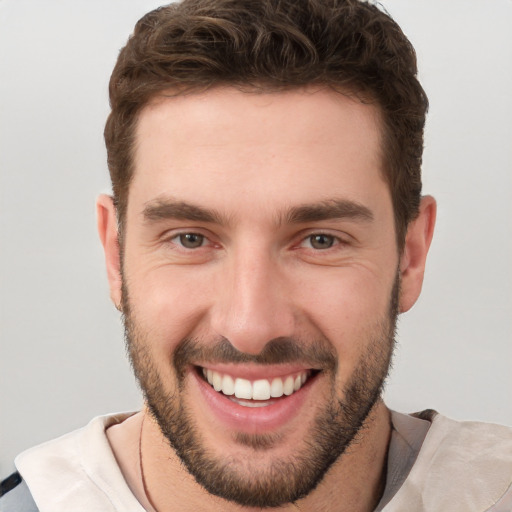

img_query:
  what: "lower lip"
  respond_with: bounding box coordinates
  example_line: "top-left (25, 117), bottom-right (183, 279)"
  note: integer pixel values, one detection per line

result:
top-left (192, 369), bottom-right (316, 434)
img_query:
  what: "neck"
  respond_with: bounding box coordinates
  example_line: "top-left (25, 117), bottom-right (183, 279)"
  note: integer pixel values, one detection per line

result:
top-left (137, 401), bottom-right (391, 512)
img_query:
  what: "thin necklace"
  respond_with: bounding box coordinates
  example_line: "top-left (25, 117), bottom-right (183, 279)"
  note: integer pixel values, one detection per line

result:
top-left (139, 414), bottom-right (159, 512)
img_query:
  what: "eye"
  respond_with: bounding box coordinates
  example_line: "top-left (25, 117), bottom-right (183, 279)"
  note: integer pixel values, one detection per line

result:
top-left (307, 234), bottom-right (336, 250)
top-left (173, 233), bottom-right (206, 249)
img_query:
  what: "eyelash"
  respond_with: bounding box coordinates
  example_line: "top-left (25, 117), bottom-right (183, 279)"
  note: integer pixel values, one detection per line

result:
top-left (167, 231), bottom-right (346, 252)
top-left (299, 233), bottom-right (341, 250)
top-left (169, 232), bottom-right (209, 249)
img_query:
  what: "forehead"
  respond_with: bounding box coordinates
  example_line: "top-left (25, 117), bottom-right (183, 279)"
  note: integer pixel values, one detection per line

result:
top-left (130, 86), bottom-right (387, 219)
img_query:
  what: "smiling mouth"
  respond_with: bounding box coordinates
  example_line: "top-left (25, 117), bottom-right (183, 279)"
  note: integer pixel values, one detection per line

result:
top-left (198, 367), bottom-right (319, 407)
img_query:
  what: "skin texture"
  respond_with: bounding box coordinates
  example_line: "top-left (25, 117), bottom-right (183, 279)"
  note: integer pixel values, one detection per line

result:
top-left (99, 87), bottom-right (436, 511)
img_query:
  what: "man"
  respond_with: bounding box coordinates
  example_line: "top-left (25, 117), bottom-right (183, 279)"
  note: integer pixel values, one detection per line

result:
top-left (1, 0), bottom-right (511, 510)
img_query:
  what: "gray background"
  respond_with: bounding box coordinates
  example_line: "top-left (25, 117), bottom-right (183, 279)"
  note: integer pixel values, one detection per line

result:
top-left (1, 0), bottom-right (511, 477)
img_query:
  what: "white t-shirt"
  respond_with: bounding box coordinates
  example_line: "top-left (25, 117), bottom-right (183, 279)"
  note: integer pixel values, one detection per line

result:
top-left (13, 410), bottom-right (512, 511)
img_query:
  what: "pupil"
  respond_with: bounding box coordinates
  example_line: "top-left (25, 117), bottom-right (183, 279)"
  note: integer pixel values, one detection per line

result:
top-left (180, 233), bottom-right (203, 248)
top-left (311, 234), bottom-right (333, 249)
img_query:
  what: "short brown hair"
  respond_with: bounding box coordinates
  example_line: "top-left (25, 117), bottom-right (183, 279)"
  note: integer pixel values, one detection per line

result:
top-left (105, 0), bottom-right (428, 246)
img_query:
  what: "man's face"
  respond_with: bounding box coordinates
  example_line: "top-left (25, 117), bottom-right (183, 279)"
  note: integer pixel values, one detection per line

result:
top-left (121, 87), bottom-right (400, 507)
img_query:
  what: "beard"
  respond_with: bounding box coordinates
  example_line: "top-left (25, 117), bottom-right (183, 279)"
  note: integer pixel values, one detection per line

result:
top-left (122, 275), bottom-right (398, 508)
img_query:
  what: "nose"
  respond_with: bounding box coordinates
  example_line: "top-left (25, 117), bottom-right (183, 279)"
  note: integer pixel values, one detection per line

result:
top-left (210, 247), bottom-right (296, 356)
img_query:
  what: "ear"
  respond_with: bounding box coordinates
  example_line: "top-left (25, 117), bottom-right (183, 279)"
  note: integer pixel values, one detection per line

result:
top-left (399, 196), bottom-right (437, 313)
top-left (97, 194), bottom-right (123, 309)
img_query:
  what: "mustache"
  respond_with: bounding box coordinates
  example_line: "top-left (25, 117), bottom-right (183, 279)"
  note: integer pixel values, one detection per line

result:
top-left (173, 336), bottom-right (337, 377)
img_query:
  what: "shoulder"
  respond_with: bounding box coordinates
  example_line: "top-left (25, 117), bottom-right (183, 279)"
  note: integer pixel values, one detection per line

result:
top-left (0, 472), bottom-right (39, 512)
top-left (416, 409), bottom-right (512, 476)
top-left (9, 412), bottom-right (143, 512)
top-left (386, 410), bottom-right (512, 512)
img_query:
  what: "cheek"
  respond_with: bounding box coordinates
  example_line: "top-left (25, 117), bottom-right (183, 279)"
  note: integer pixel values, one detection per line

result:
top-left (291, 267), bottom-right (394, 357)
top-left (125, 264), bottom-right (215, 351)
top-left (124, 247), bottom-right (397, 367)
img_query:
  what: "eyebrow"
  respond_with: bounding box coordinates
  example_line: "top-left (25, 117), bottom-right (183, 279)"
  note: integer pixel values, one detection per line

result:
top-left (143, 198), bottom-right (226, 224)
top-left (142, 197), bottom-right (374, 226)
top-left (284, 199), bottom-right (374, 224)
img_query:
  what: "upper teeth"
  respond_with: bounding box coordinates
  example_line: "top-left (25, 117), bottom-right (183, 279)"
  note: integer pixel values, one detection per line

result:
top-left (203, 368), bottom-right (308, 400)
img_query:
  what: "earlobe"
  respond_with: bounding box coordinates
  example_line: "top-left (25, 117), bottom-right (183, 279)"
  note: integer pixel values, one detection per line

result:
top-left (399, 196), bottom-right (437, 313)
top-left (96, 194), bottom-right (123, 309)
